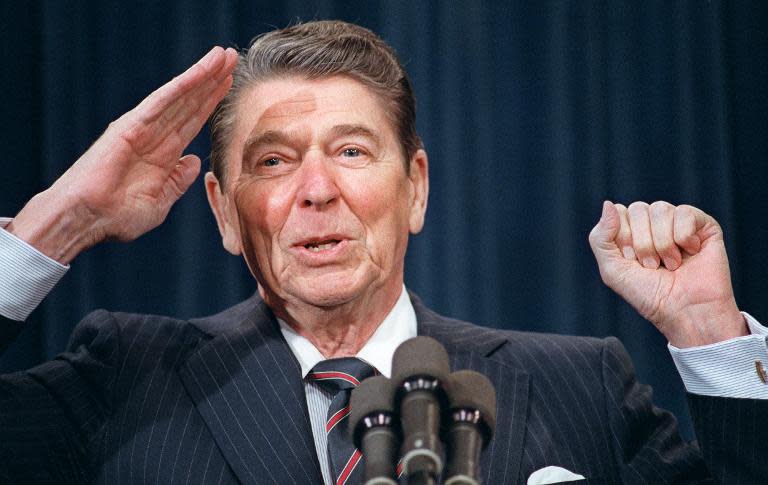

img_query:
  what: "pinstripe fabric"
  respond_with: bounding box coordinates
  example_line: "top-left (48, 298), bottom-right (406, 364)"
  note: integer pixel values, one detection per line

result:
top-left (1, 293), bottom-right (766, 483)
top-left (688, 394), bottom-right (768, 483)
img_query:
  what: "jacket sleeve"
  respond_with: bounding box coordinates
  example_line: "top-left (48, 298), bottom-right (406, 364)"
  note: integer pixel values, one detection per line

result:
top-left (0, 310), bottom-right (119, 484)
top-left (687, 392), bottom-right (768, 483)
top-left (601, 336), bottom-right (713, 484)
top-left (0, 316), bottom-right (24, 354)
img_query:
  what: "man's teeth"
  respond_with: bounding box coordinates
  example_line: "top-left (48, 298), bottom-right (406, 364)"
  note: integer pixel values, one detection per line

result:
top-left (306, 241), bottom-right (339, 252)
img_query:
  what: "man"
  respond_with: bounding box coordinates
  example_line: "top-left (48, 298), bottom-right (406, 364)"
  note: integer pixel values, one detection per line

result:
top-left (0, 20), bottom-right (766, 484)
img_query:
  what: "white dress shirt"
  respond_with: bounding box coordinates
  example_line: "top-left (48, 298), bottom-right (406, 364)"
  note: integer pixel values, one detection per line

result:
top-left (0, 218), bottom-right (68, 321)
top-left (278, 286), bottom-right (416, 485)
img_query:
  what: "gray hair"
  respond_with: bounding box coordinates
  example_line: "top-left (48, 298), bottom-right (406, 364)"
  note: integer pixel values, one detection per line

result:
top-left (209, 20), bottom-right (422, 189)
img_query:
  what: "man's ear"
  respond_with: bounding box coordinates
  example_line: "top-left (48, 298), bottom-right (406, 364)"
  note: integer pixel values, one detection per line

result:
top-left (408, 149), bottom-right (429, 234)
top-left (204, 171), bottom-right (242, 255)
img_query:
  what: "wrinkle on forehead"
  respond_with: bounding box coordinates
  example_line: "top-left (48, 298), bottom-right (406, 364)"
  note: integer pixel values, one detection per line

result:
top-left (259, 89), bottom-right (319, 120)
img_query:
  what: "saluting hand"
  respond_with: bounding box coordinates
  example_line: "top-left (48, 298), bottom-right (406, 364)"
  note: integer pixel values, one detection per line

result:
top-left (589, 201), bottom-right (747, 348)
top-left (9, 46), bottom-right (238, 264)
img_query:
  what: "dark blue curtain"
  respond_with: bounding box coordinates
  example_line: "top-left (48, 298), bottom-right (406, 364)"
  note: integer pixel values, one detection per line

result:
top-left (2, 1), bottom-right (767, 440)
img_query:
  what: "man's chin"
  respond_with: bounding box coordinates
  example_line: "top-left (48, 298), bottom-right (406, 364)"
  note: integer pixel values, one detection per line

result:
top-left (281, 272), bottom-right (377, 309)
top-left (287, 285), bottom-right (362, 308)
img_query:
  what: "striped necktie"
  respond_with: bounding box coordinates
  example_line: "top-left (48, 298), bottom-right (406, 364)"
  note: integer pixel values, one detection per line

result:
top-left (308, 358), bottom-right (377, 485)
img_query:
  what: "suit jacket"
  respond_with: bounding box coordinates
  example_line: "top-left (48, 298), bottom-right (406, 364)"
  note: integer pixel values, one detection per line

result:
top-left (0, 293), bottom-right (765, 484)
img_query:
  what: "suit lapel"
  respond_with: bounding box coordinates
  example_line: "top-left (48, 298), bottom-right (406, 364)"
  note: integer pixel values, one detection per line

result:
top-left (414, 295), bottom-right (530, 485)
top-left (177, 298), bottom-right (323, 485)
top-left (176, 292), bottom-right (528, 484)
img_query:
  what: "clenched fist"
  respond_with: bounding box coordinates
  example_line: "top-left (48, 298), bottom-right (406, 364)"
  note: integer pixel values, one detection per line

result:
top-left (589, 201), bottom-right (748, 348)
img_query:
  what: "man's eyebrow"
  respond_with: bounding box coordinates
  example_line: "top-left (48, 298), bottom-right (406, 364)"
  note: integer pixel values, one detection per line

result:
top-left (328, 124), bottom-right (381, 147)
top-left (241, 130), bottom-right (294, 162)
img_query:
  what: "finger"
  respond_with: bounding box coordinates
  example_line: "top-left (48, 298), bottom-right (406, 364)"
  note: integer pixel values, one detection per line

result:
top-left (154, 74), bottom-right (225, 144)
top-left (133, 46), bottom-right (234, 125)
top-left (589, 201), bottom-right (619, 245)
top-left (589, 200), bottom-right (626, 267)
top-left (177, 73), bottom-right (234, 144)
top-left (649, 200), bottom-right (682, 270)
top-left (165, 154), bottom-right (202, 201)
top-left (132, 61), bottom-right (235, 155)
top-left (158, 47), bottom-right (238, 128)
top-left (627, 201), bottom-right (659, 269)
top-left (589, 201), bottom-right (636, 289)
top-left (673, 205), bottom-right (708, 255)
top-left (615, 203), bottom-right (634, 260)
top-left (151, 52), bottom-right (235, 131)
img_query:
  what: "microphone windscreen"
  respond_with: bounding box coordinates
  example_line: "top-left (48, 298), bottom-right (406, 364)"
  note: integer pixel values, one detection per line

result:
top-left (349, 375), bottom-right (395, 439)
top-left (391, 336), bottom-right (450, 385)
top-left (448, 370), bottom-right (497, 432)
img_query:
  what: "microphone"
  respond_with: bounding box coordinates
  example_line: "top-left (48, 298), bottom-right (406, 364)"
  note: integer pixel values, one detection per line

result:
top-left (392, 336), bottom-right (451, 485)
top-left (349, 375), bottom-right (399, 485)
top-left (443, 370), bottom-right (496, 485)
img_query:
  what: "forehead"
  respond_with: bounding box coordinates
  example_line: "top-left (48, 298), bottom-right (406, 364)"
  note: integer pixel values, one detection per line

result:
top-left (230, 76), bottom-right (396, 155)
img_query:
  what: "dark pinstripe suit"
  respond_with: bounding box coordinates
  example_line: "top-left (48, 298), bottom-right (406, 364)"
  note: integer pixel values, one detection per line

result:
top-left (0, 293), bottom-right (765, 484)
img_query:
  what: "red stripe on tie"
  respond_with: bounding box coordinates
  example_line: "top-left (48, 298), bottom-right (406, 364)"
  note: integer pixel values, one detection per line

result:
top-left (326, 405), bottom-right (351, 433)
top-left (336, 449), bottom-right (362, 485)
top-left (308, 371), bottom-right (360, 386)
top-left (396, 459), bottom-right (404, 478)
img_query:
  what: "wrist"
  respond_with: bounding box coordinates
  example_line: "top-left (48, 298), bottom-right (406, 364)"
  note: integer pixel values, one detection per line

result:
top-left (664, 301), bottom-right (747, 348)
top-left (7, 188), bottom-right (101, 264)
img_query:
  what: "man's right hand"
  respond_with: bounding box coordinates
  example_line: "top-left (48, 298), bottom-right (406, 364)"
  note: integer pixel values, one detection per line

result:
top-left (6, 46), bottom-right (238, 264)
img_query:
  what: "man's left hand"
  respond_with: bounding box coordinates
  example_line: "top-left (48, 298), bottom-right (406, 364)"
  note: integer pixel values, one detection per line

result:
top-left (589, 201), bottom-right (748, 348)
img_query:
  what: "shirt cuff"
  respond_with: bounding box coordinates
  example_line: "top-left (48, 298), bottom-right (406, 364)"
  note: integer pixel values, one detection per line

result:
top-left (669, 312), bottom-right (768, 399)
top-left (0, 217), bottom-right (68, 321)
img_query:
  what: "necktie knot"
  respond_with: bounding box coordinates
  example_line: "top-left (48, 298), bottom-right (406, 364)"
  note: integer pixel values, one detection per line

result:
top-left (308, 357), bottom-right (377, 394)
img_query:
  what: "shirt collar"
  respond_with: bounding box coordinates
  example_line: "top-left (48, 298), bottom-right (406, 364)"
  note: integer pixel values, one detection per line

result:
top-left (278, 285), bottom-right (417, 378)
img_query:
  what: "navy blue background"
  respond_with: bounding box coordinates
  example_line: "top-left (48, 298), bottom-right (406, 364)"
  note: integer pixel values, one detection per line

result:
top-left (2, 1), bottom-right (767, 439)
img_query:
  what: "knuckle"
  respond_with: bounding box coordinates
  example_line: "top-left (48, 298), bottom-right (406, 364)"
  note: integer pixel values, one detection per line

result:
top-left (653, 240), bottom-right (674, 256)
top-left (627, 201), bottom-right (648, 214)
top-left (633, 241), bottom-right (654, 256)
top-left (675, 204), bottom-right (696, 220)
top-left (588, 226), bottom-right (599, 243)
top-left (616, 226), bottom-right (632, 244)
top-left (673, 231), bottom-right (693, 245)
top-left (649, 200), bottom-right (673, 215)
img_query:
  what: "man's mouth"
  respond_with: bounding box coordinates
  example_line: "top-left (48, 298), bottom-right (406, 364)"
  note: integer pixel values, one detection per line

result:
top-left (304, 239), bottom-right (341, 252)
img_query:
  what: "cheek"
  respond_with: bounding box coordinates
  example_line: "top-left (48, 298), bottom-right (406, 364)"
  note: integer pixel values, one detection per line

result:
top-left (344, 170), bottom-right (412, 239)
top-left (232, 178), bottom-right (292, 248)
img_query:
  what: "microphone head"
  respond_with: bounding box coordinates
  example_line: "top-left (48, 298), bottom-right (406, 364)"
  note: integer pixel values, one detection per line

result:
top-left (349, 375), bottom-right (396, 445)
top-left (447, 370), bottom-right (497, 439)
top-left (391, 336), bottom-right (450, 386)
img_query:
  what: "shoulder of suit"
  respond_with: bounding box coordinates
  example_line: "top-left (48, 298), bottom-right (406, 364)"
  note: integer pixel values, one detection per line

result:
top-left (66, 293), bottom-right (265, 354)
top-left (66, 308), bottom-right (201, 355)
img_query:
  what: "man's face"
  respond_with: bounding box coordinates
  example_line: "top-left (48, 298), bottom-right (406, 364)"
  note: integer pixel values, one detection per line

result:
top-left (208, 76), bottom-right (428, 310)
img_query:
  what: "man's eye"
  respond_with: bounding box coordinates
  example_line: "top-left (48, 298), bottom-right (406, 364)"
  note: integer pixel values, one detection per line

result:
top-left (342, 148), bottom-right (360, 157)
top-left (262, 157), bottom-right (281, 167)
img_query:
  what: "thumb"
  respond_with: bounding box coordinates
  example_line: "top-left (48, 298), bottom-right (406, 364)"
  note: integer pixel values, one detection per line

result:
top-left (168, 154), bottom-right (202, 199)
top-left (589, 201), bottom-right (620, 253)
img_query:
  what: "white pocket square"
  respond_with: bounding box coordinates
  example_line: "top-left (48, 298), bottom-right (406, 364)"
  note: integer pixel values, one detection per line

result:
top-left (527, 465), bottom-right (585, 484)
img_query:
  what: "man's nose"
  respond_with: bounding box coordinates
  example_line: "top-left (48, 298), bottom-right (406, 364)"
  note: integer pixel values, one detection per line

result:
top-left (296, 152), bottom-right (340, 209)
